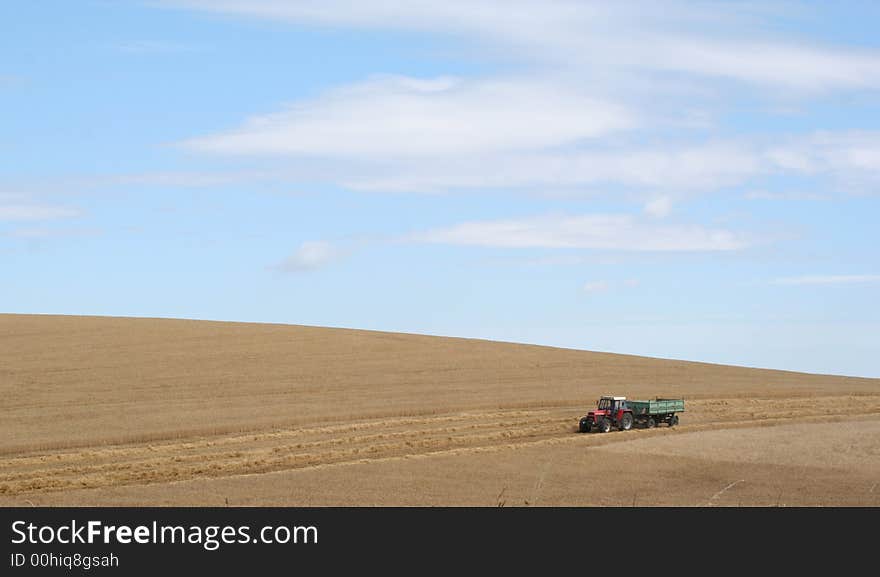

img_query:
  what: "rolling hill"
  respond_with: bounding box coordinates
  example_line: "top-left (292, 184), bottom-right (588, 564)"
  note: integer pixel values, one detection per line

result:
top-left (1, 313), bottom-right (878, 506)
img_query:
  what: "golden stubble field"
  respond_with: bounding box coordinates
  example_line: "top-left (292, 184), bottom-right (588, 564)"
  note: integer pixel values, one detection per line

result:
top-left (1, 313), bottom-right (878, 506)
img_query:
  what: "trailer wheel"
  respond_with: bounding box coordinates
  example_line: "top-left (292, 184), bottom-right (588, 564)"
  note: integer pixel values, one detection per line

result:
top-left (669, 415), bottom-right (679, 427)
top-left (619, 413), bottom-right (633, 431)
top-left (599, 418), bottom-right (612, 433)
top-left (646, 417), bottom-right (656, 429)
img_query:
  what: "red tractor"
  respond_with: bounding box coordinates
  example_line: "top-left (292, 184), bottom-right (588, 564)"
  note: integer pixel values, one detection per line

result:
top-left (578, 396), bottom-right (634, 433)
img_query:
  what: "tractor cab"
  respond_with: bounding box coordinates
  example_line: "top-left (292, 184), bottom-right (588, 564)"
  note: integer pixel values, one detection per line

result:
top-left (596, 396), bottom-right (627, 413)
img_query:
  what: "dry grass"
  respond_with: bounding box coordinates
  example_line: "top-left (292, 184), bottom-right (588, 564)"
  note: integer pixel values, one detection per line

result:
top-left (1, 313), bottom-right (878, 506)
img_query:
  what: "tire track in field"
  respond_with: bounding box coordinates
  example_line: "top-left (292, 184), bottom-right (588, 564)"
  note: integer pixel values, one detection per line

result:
top-left (2, 397), bottom-right (879, 496)
top-left (0, 409), bottom-right (572, 494)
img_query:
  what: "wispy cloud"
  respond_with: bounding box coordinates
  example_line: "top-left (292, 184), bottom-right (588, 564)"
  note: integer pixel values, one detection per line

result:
top-left (348, 132), bottom-right (880, 195)
top-left (4, 227), bottom-right (101, 239)
top-left (167, 2), bottom-right (880, 200)
top-left (643, 196), bottom-right (674, 218)
top-left (342, 140), bottom-right (763, 193)
top-left (411, 213), bottom-right (755, 251)
top-left (582, 280), bottom-right (610, 294)
top-left (102, 170), bottom-right (283, 188)
top-left (152, 1), bottom-right (876, 289)
top-left (180, 75), bottom-right (632, 159)
top-left (582, 278), bottom-right (641, 295)
top-left (164, 1), bottom-right (880, 92)
top-left (771, 275), bottom-right (880, 286)
top-left (649, 36), bottom-right (880, 92)
top-left (0, 204), bottom-right (82, 221)
top-left (273, 241), bottom-right (346, 272)
top-left (765, 132), bottom-right (880, 191)
top-left (176, 100), bottom-right (880, 196)
top-left (744, 190), bottom-right (829, 201)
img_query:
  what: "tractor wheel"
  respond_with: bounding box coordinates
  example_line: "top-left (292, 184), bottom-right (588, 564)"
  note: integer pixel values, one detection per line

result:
top-left (646, 417), bottom-right (656, 429)
top-left (619, 413), bottom-right (633, 431)
top-left (579, 419), bottom-right (591, 433)
top-left (670, 415), bottom-right (679, 427)
top-left (599, 418), bottom-right (612, 433)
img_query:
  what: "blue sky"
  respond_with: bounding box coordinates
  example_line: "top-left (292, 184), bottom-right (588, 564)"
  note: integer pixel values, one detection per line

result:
top-left (2, 1), bottom-right (879, 377)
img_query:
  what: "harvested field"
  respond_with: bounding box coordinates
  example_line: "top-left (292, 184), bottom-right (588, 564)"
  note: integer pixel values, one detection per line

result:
top-left (1, 313), bottom-right (878, 506)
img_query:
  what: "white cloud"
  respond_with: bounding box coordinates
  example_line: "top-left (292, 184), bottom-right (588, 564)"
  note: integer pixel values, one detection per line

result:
top-left (103, 170), bottom-right (282, 188)
top-left (771, 275), bottom-right (880, 286)
top-left (182, 132), bottom-right (842, 196)
top-left (4, 227), bottom-right (101, 239)
top-left (342, 141), bottom-right (763, 193)
top-left (582, 278), bottom-right (642, 294)
top-left (159, 0), bottom-right (616, 53)
top-left (411, 213), bottom-right (754, 251)
top-left (0, 204), bottom-right (81, 221)
top-left (764, 132), bottom-right (880, 189)
top-left (650, 37), bottom-right (880, 92)
top-left (167, 2), bottom-right (880, 198)
top-left (340, 132), bottom-right (880, 194)
top-left (164, 1), bottom-right (880, 92)
top-left (180, 75), bottom-right (632, 159)
top-left (643, 196), bottom-right (673, 218)
top-left (582, 280), bottom-right (609, 294)
top-left (275, 241), bottom-right (344, 272)
top-left (744, 190), bottom-right (828, 201)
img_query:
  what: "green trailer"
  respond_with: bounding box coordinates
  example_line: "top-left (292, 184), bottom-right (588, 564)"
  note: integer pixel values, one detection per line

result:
top-left (627, 398), bottom-right (685, 428)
